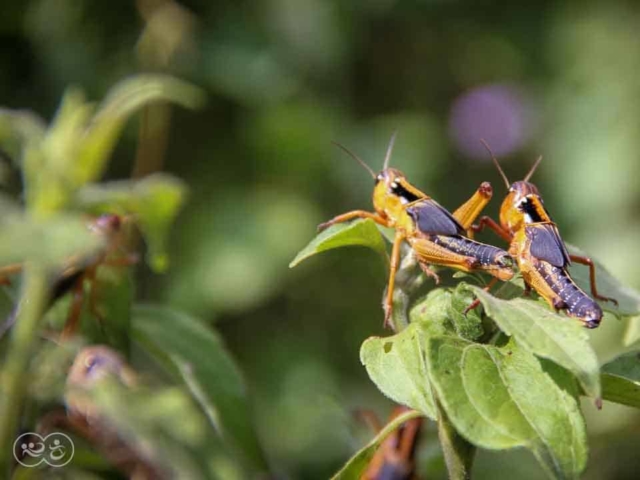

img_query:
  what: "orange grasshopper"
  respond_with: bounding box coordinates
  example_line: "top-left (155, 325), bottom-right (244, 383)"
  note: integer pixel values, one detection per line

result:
top-left (469, 142), bottom-right (617, 328)
top-left (319, 134), bottom-right (514, 327)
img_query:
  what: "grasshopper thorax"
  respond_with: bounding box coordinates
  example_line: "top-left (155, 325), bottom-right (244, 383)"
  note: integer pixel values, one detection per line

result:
top-left (373, 168), bottom-right (427, 225)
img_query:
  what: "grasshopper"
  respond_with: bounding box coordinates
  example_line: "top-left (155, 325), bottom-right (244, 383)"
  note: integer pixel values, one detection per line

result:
top-left (319, 134), bottom-right (514, 327)
top-left (470, 141), bottom-right (617, 328)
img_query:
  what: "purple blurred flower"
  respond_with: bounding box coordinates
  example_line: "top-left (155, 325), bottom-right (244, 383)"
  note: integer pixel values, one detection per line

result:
top-left (449, 84), bottom-right (535, 160)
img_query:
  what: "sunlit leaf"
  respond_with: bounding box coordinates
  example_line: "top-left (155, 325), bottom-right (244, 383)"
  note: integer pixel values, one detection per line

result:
top-left (426, 336), bottom-right (523, 450)
top-left (330, 409), bottom-right (423, 480)
top-left (601, 350), bottom-right (640, 408)
top-left (427, 336), bottom-right (587, 479)
top-left (76, 173), bottom-right (188, 271)
top-left (132, 304), bottom-right (268, 472)
top-left (289, 218), bottom-right (387, 268)
top-left (469, 286), bottom-right (601, 400)
top-left (360, 323), bottom-right (437, 420)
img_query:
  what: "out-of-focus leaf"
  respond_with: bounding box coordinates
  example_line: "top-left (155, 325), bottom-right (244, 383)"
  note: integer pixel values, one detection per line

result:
top-left (290, 218), bottom-right (387, 268)
top-left (427, 336), bottom-right (588, 479)
top-left (76, 173), bottom-right (188, 271)
top-left (360, 323), bottom-right (437, 420)
top-left (469, 286), bottom-right (601, 400)
top-left (82, 267), bottom-right (134, 352)
top-left (132, 304), bottom-right (268, 472)
top-left (330, 409), bottom-right (423, 480)
top-left (623, 315), bottom-right (640, 347)
top-left (0, 108), bottom-right (46, 162)
top-left (23, 76), bottom-right (202, 215)
top-left (567, 245), bottom-right (640, 317)
top-left (77, 75), bottom-right (204, 185)
top-left (73, 378), bottom-right (210, 479)
top-left (601, 351), bottom-right (640, 408)
top-left (0, 215), bottom-right (103, 269)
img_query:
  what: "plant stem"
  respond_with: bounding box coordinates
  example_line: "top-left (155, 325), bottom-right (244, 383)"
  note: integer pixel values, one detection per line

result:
top-left (0, 265), bottom-right (48, 470)
top-left (437, 403), bottom-right (476, 480)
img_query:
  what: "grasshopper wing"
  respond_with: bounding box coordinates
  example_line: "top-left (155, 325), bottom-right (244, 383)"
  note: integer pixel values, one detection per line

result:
top-left (526, 223), bottom-right (570, 267)
top-left (407, 200), bottom-right (465, 236)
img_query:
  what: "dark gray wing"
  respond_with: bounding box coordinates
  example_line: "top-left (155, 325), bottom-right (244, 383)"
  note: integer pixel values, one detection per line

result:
top-left (526, 223), bottom-right (570, 267)
top-left (407, 200), bottom-right (465, 236)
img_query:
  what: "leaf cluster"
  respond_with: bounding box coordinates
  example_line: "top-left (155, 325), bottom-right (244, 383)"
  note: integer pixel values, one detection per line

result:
top-left (292, 218), bottom-right (640, 479)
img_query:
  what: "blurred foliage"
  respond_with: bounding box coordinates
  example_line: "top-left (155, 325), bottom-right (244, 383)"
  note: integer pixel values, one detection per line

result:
top-left (0, 0), bottom-right (639, 479)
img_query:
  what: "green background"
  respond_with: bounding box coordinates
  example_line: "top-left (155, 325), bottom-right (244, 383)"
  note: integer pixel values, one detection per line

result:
top-left (1, 1), bottom-right (639, 478)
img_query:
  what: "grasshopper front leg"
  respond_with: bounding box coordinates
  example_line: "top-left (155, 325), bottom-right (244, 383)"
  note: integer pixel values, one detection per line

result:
top-left (318, 210), bottom-right (390, 231)
top-left (384, 230), bottom-right (407, 329)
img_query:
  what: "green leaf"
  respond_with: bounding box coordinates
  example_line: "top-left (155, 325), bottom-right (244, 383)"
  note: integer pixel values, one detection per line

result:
top-left (76, 173), bottom-right (188, 271)
top-left (330, 409), bottom-right (423, 480)
top-left (0, 108), bottom-right (46, 162)
top-left (289, 219), bottom-right (387, 268)
top-left (477, 343), bottom-right (587, 479)
top-left (427, 336), bottom-right (588, 479)
top-left (601, 351), bottom-right (640, 408)
top-left (448, 283), bottom-right (484, 341)
top-left (75, 75), bottom-right (205, 186)
top-left (24, 75), bottom-right (203, 215)
top-left (360, 323), bottom-right (437, 420)
top-left (426, 336), bottom-right (524, 450)
top-left (0, 215), bottom-right (104, 269)
top-left (567, 244), bottom-right (640, 317)
top-left (623, 315), bottom-right (640, 347)
top-left (469, 286), bottom-right (601, 400)
top-left (132, 304), bottom-right (268, 472)
top-left (409, 288), bottom-right (455, 335)
top-left (70, 378), bottom-right (212, 480)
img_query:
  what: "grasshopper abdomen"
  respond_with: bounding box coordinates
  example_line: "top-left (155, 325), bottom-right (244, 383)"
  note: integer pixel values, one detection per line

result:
top-left (534, 259), bottom-right (603, 328)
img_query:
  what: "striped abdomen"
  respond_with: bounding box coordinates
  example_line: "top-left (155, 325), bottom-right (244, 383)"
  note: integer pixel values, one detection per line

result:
top-left (430, 235), bottom-right (513, 268)
top-left (535, 261), bottom-right (602, 328)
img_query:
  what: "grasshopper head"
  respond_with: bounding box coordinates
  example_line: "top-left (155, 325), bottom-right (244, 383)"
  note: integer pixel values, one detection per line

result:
top-left (500, 180), bottom-right (552, 233)
top-left (373, 168), bottom-right (425, 225)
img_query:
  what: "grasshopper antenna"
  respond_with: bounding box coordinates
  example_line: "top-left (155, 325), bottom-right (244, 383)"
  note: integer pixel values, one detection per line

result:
top-left (383, 131), bottom-right (398, 170)
top-left (524, 155), bottom-right (543, 182)
top-left (332, 142), bottom-right (376, 179)
top-left (480, 139), bottom-right (510, 190)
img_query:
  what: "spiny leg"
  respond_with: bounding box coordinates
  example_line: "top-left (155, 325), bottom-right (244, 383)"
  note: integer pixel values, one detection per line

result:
top-left (383, 230), bottom-right (406, 329)
top-left (452, 182), bottom-right (493, 230)
top-left (470, 216), bottom-right (512, 243)
top-left (569, 254), bottom-right (618, 305)
top-left (318, 210), bottom-right (389, 231)
top-left (418, 262), bottom-right (440, 285)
